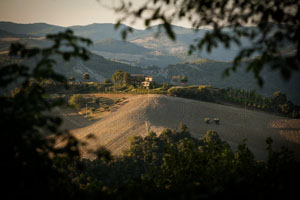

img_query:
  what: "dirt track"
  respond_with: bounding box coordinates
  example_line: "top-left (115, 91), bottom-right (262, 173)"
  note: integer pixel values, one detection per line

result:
top-left (57, 94), bottom-right (300, 160)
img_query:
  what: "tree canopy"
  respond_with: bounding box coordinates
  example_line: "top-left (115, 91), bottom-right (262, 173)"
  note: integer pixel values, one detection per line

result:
top-left (180, 75), bottom-right (188, 84)
top-left (82, 73), bottom-right (90, 81)
top-left (112, 70), bottom-right (131, 85)
top-left (0, 29), bottom-right (92, 199)
top-left (111, 0), bottom-right (300, 86)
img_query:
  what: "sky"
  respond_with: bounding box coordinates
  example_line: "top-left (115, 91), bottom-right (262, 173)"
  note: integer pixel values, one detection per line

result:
top-left (0, 0), bottom-right (191, 29)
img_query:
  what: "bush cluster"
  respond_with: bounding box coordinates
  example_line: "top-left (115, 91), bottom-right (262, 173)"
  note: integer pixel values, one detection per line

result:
top-left (215, 88), bottom-right (300, 118)
top-left (168, 86), bottom-right (214, 102)
top-left (68, 94), bottom-right (86, 109)
top-left (167, 86), bottom-right (300, 118)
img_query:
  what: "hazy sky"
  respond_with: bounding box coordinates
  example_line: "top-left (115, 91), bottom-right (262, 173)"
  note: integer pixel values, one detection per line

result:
top-left (0, 0), bottom-right (191, 29)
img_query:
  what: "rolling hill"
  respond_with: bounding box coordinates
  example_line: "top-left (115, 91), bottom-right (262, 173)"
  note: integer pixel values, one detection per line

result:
top-left (56, 94), bottom-right (300, 160)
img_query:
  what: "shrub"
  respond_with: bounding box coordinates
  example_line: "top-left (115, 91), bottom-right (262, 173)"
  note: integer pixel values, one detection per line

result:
top-left (162, 83), bottom-right (171, 90)
top-left (168, 86), bottom-right (214, 102)
top-left (213, 118), bottom-right (220, 124)
top-left (82, 73), bottom-right (90, 81)
top-left (204, 118), bottom-right (210, 124)
top-left (68, 94), bottom-right (86, 109)
top-left (104, 78), bottom-right (112, 84)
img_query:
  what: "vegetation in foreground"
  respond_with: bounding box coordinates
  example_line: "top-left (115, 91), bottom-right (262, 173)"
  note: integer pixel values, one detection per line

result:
top-left (68, 125), bottom-right (300, 200)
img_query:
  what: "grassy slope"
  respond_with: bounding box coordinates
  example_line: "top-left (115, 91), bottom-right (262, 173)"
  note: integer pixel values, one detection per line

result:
top-left (57, 94), bottom-right (300, 160)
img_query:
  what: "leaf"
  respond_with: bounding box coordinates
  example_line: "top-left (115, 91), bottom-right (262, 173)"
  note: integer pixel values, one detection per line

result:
top-left (164, 22), bottom-right (176, 40)
top-left (122, 29), bottom-right (127, 40)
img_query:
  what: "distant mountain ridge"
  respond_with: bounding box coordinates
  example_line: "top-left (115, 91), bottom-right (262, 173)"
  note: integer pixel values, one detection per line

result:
top-left (0, 21), bottom-right (65, 36)
top-left (0, 21), bottom-right (143, 40)
top-left (0, 21), bottom-right (277, 66)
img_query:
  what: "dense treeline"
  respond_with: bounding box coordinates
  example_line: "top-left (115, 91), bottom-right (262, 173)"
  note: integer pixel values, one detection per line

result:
top-left (215, 88), bottom-right (300, 118)
top-left (168, 86), bottom-right (300, 118)
top-left (167, 86), bottom-right (215, 102)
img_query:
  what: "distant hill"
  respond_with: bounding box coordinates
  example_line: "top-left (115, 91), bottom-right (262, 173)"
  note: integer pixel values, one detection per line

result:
top-left (89, 38), bottom-right (184, 67)
top-left (91, 39), bottom-right (152, 54)
top-left (147, 60), bottom-right (300, 104)
top-left (0, 29), bottom-right (36, 51)
top-left (70, 23), bottom-right (145, 41)
top-left (0, 21), bottom-right (261, 65)
top-left (0, 22), bottom-right (186, 67)
top-left (0, 22), bottom-right (144, 40)
top-left (25, 53), bottom-right (145, 82)
top-left (0, 21), bottom-right (65, 36)
top-left (0, 29), bottom-right (32, 38)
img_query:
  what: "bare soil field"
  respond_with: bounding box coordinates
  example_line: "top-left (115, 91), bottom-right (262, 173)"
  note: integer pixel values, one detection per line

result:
top-left (56, 94), bottom-right (300, 160)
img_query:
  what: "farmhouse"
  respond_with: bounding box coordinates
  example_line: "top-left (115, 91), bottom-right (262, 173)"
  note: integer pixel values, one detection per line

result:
top-left (142, 76), bottom-right (153, 89)
top-left (130, 74), bottom-right (154, 89)
top-left (141, 81), bottom-right (150, 88)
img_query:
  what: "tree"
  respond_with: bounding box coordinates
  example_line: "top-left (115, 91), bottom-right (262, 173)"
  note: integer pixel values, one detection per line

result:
top-left (272, 91), bottom-right (287, 105)
top-left (112, 70), bottom-right (124, 85)
top-left (171, 75), bottom-right (180, 84)
top-left (180, 75), bottom-right (188, 85)
top-left (111, 0), bottom-right (300, 86)
top-left (69, 76), bottom-right (76, 82)
top-left (68, 94), bottom-right (86, 109)
top-left (82, 73), bottom-right (90, 81)
top-left (0, 29), bottom-right (92, 199)
top-left (178, 122), bottom-right (188, 133)
top-left (104, 78), bottom-right (112, 84)
top-left (112, 70), bottom-right (131, 85)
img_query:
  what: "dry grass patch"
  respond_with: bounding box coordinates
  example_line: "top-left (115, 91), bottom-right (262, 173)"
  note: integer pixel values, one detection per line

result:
top-left (271, 119), bottom-right (300, 144)
top-left (69, 94), bottom-right (128, 120)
